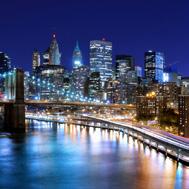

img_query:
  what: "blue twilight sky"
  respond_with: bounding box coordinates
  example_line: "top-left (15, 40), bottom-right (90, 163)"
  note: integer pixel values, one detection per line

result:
top-left (0, 0), bottom-right (189, 75)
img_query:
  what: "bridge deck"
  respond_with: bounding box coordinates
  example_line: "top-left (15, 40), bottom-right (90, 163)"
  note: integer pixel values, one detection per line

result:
top-left (0, 100), bottom-right (135, 109)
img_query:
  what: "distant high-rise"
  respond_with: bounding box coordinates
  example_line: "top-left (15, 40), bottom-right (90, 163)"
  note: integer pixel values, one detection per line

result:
top-left (135, 66), bottom-right (142, 78)
top-left (115, 55), bottom-right (135, 103)
top-left (43, 48), bottom-right (50, 65)
top-left (71, 66), bottom-right (88, 96)
top-left (90, 40), bottom-right (112, 87)
top-left (49, 34), bottom-right (61, 65)
top-left (144, 51), bottom-right (164, 83)
top-left (115, 55), bottom-right (134, 79)
top-left (0, 52), bottom-right (11, 73)
top-left (32, 50), bottom-right (40, 71)
top-left (43, 34), bottom-right (61, 65)
top-left (89, 72), bottom-right (101, 100)
top-left (0, 52), bottom-right (11, 97)
top-left (72, 41), bottom-right (83, 69)
top-left (35, 64), bottom-right (64, 100)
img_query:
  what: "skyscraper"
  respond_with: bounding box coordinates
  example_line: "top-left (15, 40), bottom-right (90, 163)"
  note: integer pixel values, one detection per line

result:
top-left (71, 66), bottom-right (88, 97)
top-left (72, 41), bottom-right (83, 69)
top-left (32, 50), bottom-right (40, 71)
top-left (0, 52), bottom-right (11, 74)
top-left (49, 34), bottom-right (61, 65)
top-left (89, 72), bottom-right (101, 100)
top-left (115, 55), bottom-right (135, 103)
top-left (43, 34), bottom-right (61, 65)
top-left (144, 51), bottom-right (164, 83)
top-left (43, 48), bottom-right (50, 65)
top-left (35, 64), bottom-right (64, 100)
top-left (115, 55), bottom-right (134, 79)
top-left (0, 52), bottom-right (11, 98)
top-left (135, 66), bottom-right (142, 78)
top-left (90, 40), bottom-right (112, 87)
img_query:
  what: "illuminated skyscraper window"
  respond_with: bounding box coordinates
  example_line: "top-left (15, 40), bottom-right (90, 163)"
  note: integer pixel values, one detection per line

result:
top-left (90, 40), bottom-right (112, 87)
top-left (0, 52), bottom-right (11, 74)
top-left (32, 50), bottom-right (40, 71)
top-left (144, 51), bottom-right (164, 83)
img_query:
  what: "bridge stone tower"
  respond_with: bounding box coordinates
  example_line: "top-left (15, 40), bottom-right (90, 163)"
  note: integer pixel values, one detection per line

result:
top-left (4, 69), bottom-right (25, 131)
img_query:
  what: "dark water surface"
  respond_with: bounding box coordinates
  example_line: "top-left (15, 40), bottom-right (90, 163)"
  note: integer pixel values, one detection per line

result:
top-left (0, 120), bottom-right (189, 189)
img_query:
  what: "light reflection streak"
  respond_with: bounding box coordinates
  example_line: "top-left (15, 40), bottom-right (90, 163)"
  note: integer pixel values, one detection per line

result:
top-left (0, 120), bottom-right (189, 188)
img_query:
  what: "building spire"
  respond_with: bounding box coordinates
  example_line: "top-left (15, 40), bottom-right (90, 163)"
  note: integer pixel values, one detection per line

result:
top-left (72, 41), bottom-right (83, 69)
top-left (49, 33), bottom-right (61, 65)
top-left (75, 40), bottom-right (80, 51)
top-left (53, 33), bottom-right (56, 39)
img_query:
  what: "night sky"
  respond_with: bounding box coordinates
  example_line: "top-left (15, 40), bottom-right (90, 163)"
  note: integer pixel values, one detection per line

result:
top-left (0, 0), bottom-right (189, 76)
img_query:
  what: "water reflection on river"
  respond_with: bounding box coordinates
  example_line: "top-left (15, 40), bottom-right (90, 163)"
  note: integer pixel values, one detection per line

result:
top-left (0, 120), bottom-right (189, 189)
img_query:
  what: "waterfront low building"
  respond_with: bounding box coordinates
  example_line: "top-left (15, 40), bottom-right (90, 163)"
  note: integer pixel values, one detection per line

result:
top-left (178, 95), bottom-right (189, 137)
top-left (136, 92), bottom-right (167, 119)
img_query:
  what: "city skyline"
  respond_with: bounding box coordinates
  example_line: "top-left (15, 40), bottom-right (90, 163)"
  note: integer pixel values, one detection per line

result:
top-left (0, 0), bottom-right (188, 75)
top-left (1, 1), bottom-right (189, 188)
top-left (1, 35), bottom-right (185, 75)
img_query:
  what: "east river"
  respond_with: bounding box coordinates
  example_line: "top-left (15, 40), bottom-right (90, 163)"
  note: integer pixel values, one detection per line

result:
top-left (0, 120), bottom-right (189, 189)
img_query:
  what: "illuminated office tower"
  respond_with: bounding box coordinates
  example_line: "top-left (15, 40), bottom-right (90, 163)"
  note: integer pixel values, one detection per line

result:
top-left (43, 34), bottom-right (61, 65)
top-left (35, 64), bottom-right (64, 100)
top-left (0, 52), bottom-right (11, 98)
top-left (135, 66), bottom-right (142, 78)
top-left (71, 66), bottom-right (88, 97)
top-left (32, 50), bottom-right (40, 71)
top-left (72, 41), bottom-right (83, 69)
top-left (90, 40), bottom-right (112, 87)
top-left (49, 34), bottom-right (61, 65)
top-left (43, 48), bottom-right (50, 65)
top-left (144, 51), bottom-right (164, 83)
top-left (89, 72), bottom-right (101, 100)
top-left (115, 55), bottom-right (134, 80)
top-left (0, 52), bottom-right (11, 74)
top-left (115, 55), bottom-right (135, 103)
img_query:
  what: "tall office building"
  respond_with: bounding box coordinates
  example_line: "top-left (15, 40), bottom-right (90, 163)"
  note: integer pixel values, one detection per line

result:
top-left (71, 66), bottom-right (88, 96)
top-left (0, 52), bottom-right (11, 73)
top-left (90, 40), bottom-right (112, 87)
top-left (49, 34), bottom-right (61, 65)
top-left (35, 64), bottom-right (64, 100)
top-left (144, 51), bottom-right (164, 83)
top-left (135, 66), bottom-right (142, 78)
top-left (43, 34), bottom-right (61, 65)
top-left (43, 48), bottom-right (50, 65)
top-left (32, 50), bottom-right (40, 71)
top-left (72, 41), bottom-right (83, 69)
top-left (0, 52), bottom-right (11, 98)
top-left (89, 72), bottom-right (101, 100)
top-left (115, 55), bottom-right (134, 79)
top-left (115, 55), bottom-right (135, 103)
